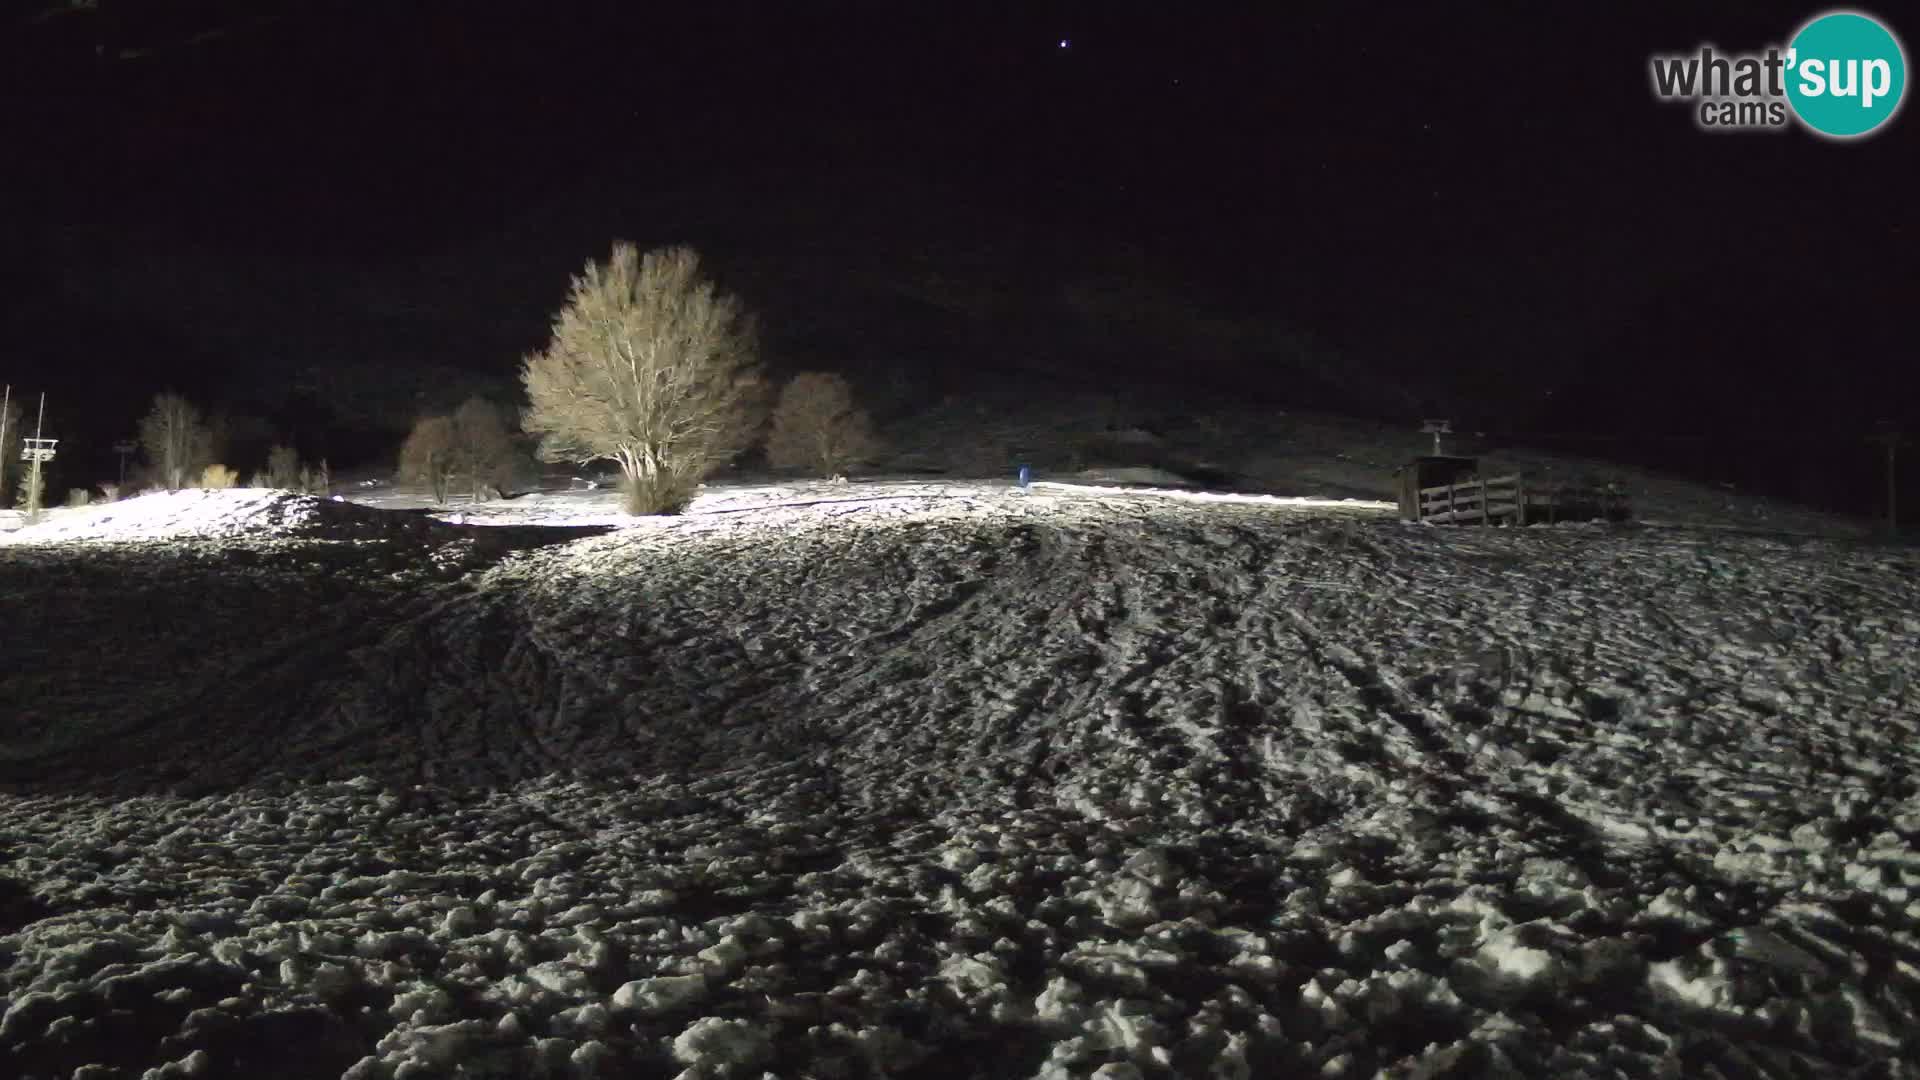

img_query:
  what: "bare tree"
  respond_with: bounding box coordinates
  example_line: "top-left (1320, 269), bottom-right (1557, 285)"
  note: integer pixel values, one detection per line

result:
top-left (396, 401), bottom-right (517, 503)
top-left (521, 243), bottom-right (766, 514)
top-left (398, 415), bottom-right (459, 503)
top-left (452, 396), bottom-right (517, 499)
top-left (766, 372), bottom-right (880, 475)
top-left (138, 392), bottom-right (211, 490)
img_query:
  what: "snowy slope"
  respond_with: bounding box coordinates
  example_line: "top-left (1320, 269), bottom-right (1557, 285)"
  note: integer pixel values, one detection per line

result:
top-left (878, 391), bottom-right (1882, 540)
top-left (2, 486), bottom-right (1918, 1079)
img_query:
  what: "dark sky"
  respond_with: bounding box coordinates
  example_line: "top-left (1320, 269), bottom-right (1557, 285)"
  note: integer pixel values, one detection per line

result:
top-left (2, 1), bottom-right (1915, 493)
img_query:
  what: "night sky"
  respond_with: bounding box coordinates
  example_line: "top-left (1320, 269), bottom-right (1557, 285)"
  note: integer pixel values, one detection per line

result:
top-left (3, 1), bottom-right (1914, 512)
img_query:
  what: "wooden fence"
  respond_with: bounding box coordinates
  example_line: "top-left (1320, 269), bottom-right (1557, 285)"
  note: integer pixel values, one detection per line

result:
top-left (1416, 473), bottom-right (1630, 525)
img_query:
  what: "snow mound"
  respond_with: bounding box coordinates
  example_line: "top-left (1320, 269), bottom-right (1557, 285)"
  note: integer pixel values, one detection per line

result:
top-left (0, 489), bottom-right (416, 545)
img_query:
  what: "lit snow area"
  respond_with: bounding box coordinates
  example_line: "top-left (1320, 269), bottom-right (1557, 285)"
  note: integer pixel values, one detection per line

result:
top-left (2, 483), bottom-right (1918, 1078)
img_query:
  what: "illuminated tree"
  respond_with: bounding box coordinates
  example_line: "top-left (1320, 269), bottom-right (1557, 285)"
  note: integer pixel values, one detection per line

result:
top-left (521, 244), bottom-right (765, 514)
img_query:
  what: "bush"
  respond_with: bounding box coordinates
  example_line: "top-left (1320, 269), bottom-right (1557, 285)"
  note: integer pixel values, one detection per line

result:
top-left (265, 444), bottom-right (302, 489)
top-left (300, 459), bottom-right (332, 496)
top-left (259, 444), bottom-right (330, 494)
top-left (618, 470), bottom-right (698, 516)
top-left (201, 464), bottom-right (238, 489)
top-left (66, 488), bottom-right (90, 507)
top-left (521, 243), bottom-right (765, 515)
top-left (765, 372), bottom-right (880, 475)
top-left (96, 483), bottom-right (120, 503)
top-left (398, 415), bottom-right (458, 503)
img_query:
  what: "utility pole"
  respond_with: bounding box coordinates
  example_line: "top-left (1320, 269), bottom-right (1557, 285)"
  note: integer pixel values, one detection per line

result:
top-left (1868, 425), bottom-right (1907, 535)
top-left (25, 393), bottom-right (47, 521)
top-left (0, 383), bottom-right (10, 507)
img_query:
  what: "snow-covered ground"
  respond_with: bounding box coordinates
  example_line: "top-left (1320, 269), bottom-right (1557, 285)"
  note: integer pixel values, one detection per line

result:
top-left (2, 481), bottom-right (1918, 1079)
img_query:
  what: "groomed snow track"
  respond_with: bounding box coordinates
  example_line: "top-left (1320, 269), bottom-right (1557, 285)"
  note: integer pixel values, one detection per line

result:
top-left (2, 487), bottom-right (1918, 1079)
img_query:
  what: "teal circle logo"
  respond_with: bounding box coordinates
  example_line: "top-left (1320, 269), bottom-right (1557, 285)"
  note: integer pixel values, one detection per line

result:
top-left (1786, 10), bottom-right (1907, 138)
